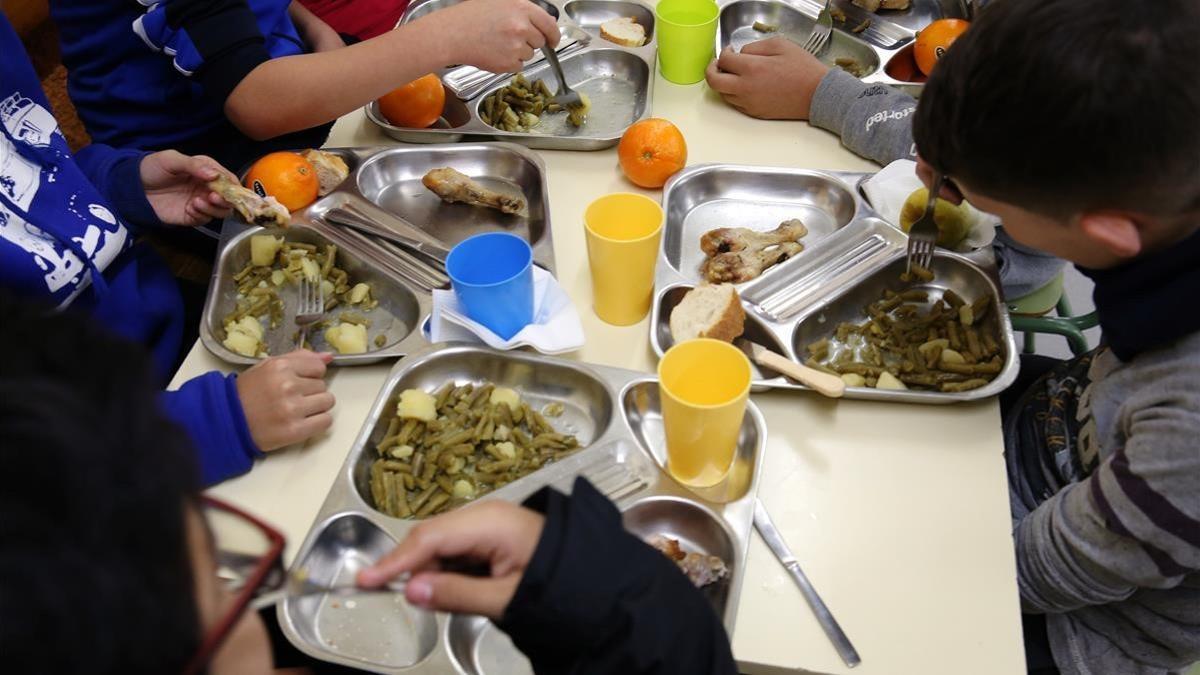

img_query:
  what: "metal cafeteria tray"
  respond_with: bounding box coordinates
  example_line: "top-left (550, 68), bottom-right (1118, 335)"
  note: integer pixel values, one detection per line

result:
top-left (649, 163), bottom-right (1018, 403)
top-left (717, 0), bottom-right (970, 96)
top-left (200, 143), bottom-right (554, 365)
top-left (278, 344), bottom-right (767, 672)
top-left (366, 0), bottom-right (657, 150)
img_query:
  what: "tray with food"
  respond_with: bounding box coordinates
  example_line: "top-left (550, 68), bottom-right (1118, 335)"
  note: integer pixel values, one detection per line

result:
top-left (200, 143), bottom-right (555, 365)
top-left (650, 164), bottom-right (1017, 403)
top-left (277, 344), bottom-right (766, 672)
top-left (716, 0), bottom-right (970, 95)
top-left (366, 0), bottom-right (657, 150)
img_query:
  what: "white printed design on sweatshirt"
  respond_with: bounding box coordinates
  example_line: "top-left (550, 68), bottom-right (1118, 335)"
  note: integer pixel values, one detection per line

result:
top-left (0, 93), bottom-right (129, 301)
top-left (864, 106), bottom-right (915, 133)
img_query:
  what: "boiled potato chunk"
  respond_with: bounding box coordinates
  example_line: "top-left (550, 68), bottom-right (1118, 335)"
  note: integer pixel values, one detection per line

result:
top-left (489, 387), bottom-right (521, 411)
top-left (495, 441), bottom-right (517, 459)
top-left (348, 282), bottom-right (371, 305)
top-left (300, 256), bottom-right (321, 283)
top-left (841, 373), bottom-right (867, 387)
top-left (397, 389), bottom-right (437, 422)
top-left (324, 321), bottom-right (368, 354)
top-left (899, 188), bottom-right (973, 248)
top-left (222, 316), bottom-right (265, 357)
top-left (452, 479), bottom-right (475, 499)
top-left (941, 349), bottom-right (966, 365)
top-left (250, 235), bottom-right (283, 267)
top-left (876, 371), bottom-right (908, 390)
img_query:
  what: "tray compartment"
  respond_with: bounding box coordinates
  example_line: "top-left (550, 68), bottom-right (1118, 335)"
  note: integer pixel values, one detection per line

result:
top-left (790, 251), bottom-right (1017, 402)
top-left (202, 226), bottom-right (422, 364)
top-left (446, 615), bottom-right (534, 675)
top-left (565, 0), bottom-right (655, 41)
top-left (661, 165), bottom-right (859, 285)
top-left (651, 284), bottom-right (787, 381)
top-left (476, 48), bottom-right (650, 139)
top-left (719, 0), bottom-right (880, 76)
top-left (354, 145), bottom-right (549, 256)
top-left (351, 349), bottom-right (617, 517)
top-left (622, 496), bottom-right (739, 625)
top-left (282, 513), bottom-right (438, 669)
top-left (620, 380), bottom-right (760, 504)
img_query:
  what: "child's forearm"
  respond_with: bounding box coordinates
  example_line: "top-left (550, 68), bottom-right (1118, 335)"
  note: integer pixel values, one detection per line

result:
top-left (224, 26), bottom-right (450, 140)
top-left (288, 1), bottom-right (345, 53)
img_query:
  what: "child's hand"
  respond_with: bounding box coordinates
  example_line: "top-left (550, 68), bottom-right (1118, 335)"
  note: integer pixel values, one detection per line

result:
top-left (235, 350), bottom-right (336, 452)
top-left (140, 150), bottom-right (235, 226)
top-left (426, 0), bottom-right (561, 73)
top-left (705, 38), bottom-right (829, 120)
top-left (357, 501), bottom-right (545, 619)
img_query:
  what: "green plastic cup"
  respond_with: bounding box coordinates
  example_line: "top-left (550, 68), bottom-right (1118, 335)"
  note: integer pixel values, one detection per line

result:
top-left (656, 0), bottom-right (719, 85)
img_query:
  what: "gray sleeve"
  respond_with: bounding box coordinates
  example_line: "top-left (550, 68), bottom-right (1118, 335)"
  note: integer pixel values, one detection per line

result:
top-left (809, 69), bottom-right (918, 166)
top-left (992, 228), bottom-right (1067, 299)
top-left (1016, 362), bottom-right (1200, 614)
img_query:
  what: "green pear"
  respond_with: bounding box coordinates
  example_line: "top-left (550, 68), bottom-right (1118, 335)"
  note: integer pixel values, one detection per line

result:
top-left (899, 188), bottom-right (972, 248)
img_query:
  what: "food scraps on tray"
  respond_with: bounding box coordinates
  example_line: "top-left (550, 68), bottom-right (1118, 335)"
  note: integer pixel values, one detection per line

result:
top-left (479, 72), bottom-right (591, 132)
top-left (221, 235), bottom-right (378, 357)
top-left (646, 534), bottom-right (730, 588)
top-left (369, 382), bottom-right (583, 519)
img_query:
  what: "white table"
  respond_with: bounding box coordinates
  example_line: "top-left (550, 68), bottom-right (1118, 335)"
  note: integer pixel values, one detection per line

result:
top-left (173, 76), bottom-right (1024, 674)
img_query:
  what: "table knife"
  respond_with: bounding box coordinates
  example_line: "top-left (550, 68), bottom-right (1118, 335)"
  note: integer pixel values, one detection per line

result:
top-left (754, 499), bottom-right (861, 668)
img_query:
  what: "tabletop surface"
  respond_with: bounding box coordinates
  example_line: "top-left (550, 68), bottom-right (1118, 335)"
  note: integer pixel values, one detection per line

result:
top-left (173, 72), bottom-right (1025, 675)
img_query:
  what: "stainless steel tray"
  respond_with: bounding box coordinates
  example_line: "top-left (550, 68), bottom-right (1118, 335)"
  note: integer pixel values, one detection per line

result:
top-left (200, 144), bottom-right (555, 365)
top-left (650, 163), bottom-right (1018, 403)
top-left (278, 344), bottom-right (767, 672)
top-left (717, 0), bottom-right (970, 96)
top-left (367, 0), bottom-right (657, 150)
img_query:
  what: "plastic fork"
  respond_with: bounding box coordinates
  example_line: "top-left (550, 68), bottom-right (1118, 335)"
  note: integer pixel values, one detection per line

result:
top-left (539, 44), bottom-right (583, 110)
top-left (906, 172), bottom-right (944, 275)
top-left (294, 276), bottom-right (325, 350)
top-left (802, 0), bottom-right (834, 55)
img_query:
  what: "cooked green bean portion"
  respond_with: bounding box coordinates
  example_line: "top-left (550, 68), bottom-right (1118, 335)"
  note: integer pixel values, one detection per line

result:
top-left (369, 381), bottom-right (583, 519)
top-left (805, 282), bottom-right (1004, 393)
top-left (221, 237), bottom-right (379, 356)
top-left (479, 72), bottom-right (589, 132)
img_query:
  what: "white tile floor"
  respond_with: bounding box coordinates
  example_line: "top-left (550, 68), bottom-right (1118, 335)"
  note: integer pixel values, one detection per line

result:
top-left (1021, 266), bottom-right (1103, 359)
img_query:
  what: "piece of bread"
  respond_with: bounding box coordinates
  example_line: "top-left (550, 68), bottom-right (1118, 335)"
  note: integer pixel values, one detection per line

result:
top-left (600, 17), bottom-right (647, 47)
top-left (670, 284), bottom-right (745, 344)
top-left (301, 149), bottom-right (350, 196)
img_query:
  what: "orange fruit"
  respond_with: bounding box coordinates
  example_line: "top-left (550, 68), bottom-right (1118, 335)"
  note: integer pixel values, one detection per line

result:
top-left (618, 118), bottom-right (687, 189)
top-left (378, 74), bottom-right (446, 128)
top-left (914, 19), bottom-right (970, 76)
top-left (243, 152), bottom-right (319, 211)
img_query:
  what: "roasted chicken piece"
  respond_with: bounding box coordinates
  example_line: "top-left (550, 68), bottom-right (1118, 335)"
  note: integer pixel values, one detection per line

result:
top-left (851, 0), bottom-right (910, 11)
top-left (208, 176), bottom-right (290, 228)
top-left (646, 535), bottom-right (729, 588)
top-left (422, 167), bottom-right (527, 215)
top-left (700, 219), bottom-right (808, 283)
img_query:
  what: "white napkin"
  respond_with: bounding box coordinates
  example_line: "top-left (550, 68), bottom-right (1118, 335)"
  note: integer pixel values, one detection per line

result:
top-left (862, 159), bottom-right (998, 252)
top-left (427, 266), bottom-right (584, 354)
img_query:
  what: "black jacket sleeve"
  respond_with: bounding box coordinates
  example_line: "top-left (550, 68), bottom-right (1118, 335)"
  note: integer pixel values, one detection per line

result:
top-left (496, 478), bottom-right (738, 675)
top-left (165, 0), bottom-right (273, 105)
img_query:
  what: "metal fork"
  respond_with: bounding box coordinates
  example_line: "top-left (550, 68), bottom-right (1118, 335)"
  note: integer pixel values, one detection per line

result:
top-left (540, 44), bottom-right (583, 109)
top-left (294, 277), bottom-right (325, 349)
top-left (905, 172), bottom-right (944, 274)
top-left (802, 0), bottom-right (834, 55)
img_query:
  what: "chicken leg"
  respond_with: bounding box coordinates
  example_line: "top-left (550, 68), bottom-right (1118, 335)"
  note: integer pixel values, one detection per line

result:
top-left (422, 167), bottom-right (527, 215)
top-left (702, 241), bottom-right (805, 283)
top-left (700, 219), bottom-right (808, 256)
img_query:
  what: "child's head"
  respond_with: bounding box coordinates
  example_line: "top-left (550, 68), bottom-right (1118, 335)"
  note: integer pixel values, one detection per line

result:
top-left (913, 0), bottom-right (1200, 269)
top-left (0, 294), bottom-right (274, 673)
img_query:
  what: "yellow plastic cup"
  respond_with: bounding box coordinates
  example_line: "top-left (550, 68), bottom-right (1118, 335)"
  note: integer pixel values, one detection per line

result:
top-left (584, 193), bottom-right (664, 325)
top-left (658, 339), bottom-right (752, 487)
top-left (656, 0), bottom-right (720, 84)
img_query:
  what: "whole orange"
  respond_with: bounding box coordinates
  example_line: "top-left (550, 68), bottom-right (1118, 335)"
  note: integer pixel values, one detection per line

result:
top-left (243, 152), bottom-right (319, 211)
top-left (618, 118), bottom-right (687, 189)
top-left (378, 74), bottom-right (446, 128)
top-left (914, 19), bottom-right (970, 76)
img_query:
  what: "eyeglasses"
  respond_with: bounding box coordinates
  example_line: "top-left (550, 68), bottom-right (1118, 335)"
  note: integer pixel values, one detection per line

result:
top-left (183, 496), bottom-right (286, 675)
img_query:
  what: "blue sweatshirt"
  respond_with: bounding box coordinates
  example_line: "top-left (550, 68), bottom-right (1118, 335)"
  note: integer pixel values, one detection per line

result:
top-left (51, 0), bottom-right (330, 171)
top-left (0, 16), bottom-right (259, 485)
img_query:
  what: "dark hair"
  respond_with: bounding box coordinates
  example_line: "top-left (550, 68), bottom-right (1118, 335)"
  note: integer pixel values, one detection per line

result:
top-left (0, 293), bottom-right (202, 674)
top-left (913, 0), bottom-right (1200, 219)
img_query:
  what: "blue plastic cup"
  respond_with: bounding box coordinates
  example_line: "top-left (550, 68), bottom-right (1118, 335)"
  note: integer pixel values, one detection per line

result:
top-left (445, 232), bottom-right (534, 340)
